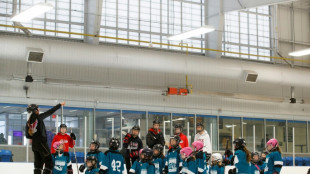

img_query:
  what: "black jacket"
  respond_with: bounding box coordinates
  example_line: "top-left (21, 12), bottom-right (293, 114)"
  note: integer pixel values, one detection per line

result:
top-left (146, 128), bottom-right (165, 149)
top-left (27, 104), bottom-right (61, 148)
top-left (123, 133), bottom-right (143, 159)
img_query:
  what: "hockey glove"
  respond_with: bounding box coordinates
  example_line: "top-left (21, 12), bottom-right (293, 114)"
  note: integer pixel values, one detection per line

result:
top-left (70, 133), bottom-right (76, 140)
top-left (79, 164), bottom-right (85, 172)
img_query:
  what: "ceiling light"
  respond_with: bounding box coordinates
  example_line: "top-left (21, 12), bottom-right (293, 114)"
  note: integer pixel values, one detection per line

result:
top-left (168, 25), bottom-right (215, 41)
top-left (288, 48), bottom-right (310, 57)
top-left (11, 2), bottom-right (53, 22)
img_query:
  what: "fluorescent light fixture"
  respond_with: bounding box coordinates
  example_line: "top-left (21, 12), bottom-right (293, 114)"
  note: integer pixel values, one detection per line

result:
top-left (168, 25), bottom-right (215, 41)
top-left (11, 2), bottom-right (53, 22)
top-left (69, 110), bottom-right (77, 112)
top-left (289, 48), bottom-right (310, 57)
top-left (3, 106), bottom-right (10, 108)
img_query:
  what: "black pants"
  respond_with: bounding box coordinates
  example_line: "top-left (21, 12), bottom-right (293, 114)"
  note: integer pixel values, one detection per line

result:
top-left (32, 142), bottom-right (53, 172)
top-left (125, 156), bottom-right (139, 174)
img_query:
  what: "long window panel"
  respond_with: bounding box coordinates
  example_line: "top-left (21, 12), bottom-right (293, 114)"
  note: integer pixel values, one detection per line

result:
top-left (100, 0), bottom-right (204, 53)
top-left (95, 109), bottom-right (121, 148)
top-left (243, 118), bottom-right (265, 152)
top-left (266, 119), bottom-right (287, 152)
top-left (0, 0), bottom-right (84, 39)
top-left (223, 6), bottom-right (271, 61)
top-left (288, 121), bottom-right (307, 153)
top-left (219, 116), bottom-right (241, 151)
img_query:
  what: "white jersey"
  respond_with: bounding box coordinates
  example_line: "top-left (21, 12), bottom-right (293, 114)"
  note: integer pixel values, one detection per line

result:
top-left (194, 130), bottom-right (212, 153)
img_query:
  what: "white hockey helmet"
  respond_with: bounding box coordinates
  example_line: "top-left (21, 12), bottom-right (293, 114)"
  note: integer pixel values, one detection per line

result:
top-left (211, 153), bottom-right (223, 162)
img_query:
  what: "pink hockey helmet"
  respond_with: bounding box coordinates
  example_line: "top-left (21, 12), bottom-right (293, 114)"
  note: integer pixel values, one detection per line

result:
top-left (266, 138), bottom-right (278, 147)
top-left (53, 141), bottom-right (63, 150)
top-left (139, 148), bottom-right (144, 155)
top-left (192, 141), bottom-right (204, 151)
top-left (180, 147), bottom-right (193, 158)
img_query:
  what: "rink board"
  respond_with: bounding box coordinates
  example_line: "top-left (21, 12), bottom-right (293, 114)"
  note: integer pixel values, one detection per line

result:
top-left (0, 162), bottom-right (309, 174)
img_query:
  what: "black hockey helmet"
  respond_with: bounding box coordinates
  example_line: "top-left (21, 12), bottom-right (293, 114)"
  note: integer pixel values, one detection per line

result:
top-left (86, 156), bottom-right (97, 168)
top-left (90, 140), bottom-right (100, 150)
top-left (170, 135), bottom-right (180, 148)
top-left (196, 122), bottom-right (204, 128)
top-left (251, 152), bottom-right (259, 158)
top-left (109, 137), bottom-right (120, 150)
top-left (27, 104), bottom-right (38, 113)
top-left (233, 137), bottom-right (246, 150)
top-left (132, 125), bottom-right (140, 131)
top-left (59, 124), bottom-right (67, 129)
top-left (153, 144), bottom-right (164, 156)
top-left (174, 124), bottom-right (183, 131)
top-left (153, 118), bottom-right (161, 125)
top-left (142, 148), bottom-right (153, 158)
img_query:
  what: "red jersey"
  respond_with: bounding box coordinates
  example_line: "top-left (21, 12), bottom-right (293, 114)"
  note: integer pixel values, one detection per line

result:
top-left (51, 133), bottom-right (75, 153)
top-left (178, 133), bottom-right (189, 148)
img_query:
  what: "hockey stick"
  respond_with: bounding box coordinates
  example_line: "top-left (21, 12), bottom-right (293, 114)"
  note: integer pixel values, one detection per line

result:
top-left (71, 127), bottom-right (80, 174)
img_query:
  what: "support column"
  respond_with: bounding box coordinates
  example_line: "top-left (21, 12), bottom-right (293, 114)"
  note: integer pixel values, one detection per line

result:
top-left (205, 0), bottom-right (224, 58)
top-left (84, 0), bottom-right (103, 44)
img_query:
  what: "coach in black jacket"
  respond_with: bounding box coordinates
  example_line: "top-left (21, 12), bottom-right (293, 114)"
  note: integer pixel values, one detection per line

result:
top-left (26, 102), bottom-right (65, 174)
top-left (146, 118), bottom-right (165, 149)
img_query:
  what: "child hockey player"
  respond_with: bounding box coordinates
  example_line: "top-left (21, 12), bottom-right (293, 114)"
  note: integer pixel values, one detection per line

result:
top-left (129, 149), bottom-right (144, 174)
top-left (52, 141), bottom-right (72, 174)
top-left (228, 138), bottom-right (251, 174)
top-left (260, 151), bottom-right (268, 162)
top-left (85, 156), bottom-right (100, 174)
top-left (164, 135), bottom-right (183, 174)
top-left (264, 139), bottom-right (283, 174)
top-left (102, 137), bottom-right (127, 174)
top-left (180, 147), bottom-right (198, 174)
top-left (51, 124), bottom-right (76, 154)
top-left (152, 144), bottom-right (166, 174)
top-left (192, 141), bottom-right (207, 174)
top-left (79, 140), bottom-right (105, 173)
top-left (209, 153), bottom-right (225, 174)
top-left (139, 148), bottom-right (155, 174)
top-left (250, 152), bottom-right (265, 174)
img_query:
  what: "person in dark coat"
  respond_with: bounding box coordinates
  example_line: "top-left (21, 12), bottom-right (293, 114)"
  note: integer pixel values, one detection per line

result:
top-left (146, 118), bottom-right (165, 149)
top-left (26, 102), bottom-right (65, 174)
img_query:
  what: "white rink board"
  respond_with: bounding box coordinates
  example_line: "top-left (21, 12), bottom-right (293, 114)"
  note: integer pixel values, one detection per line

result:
top-left (224, 166), bottom-right (309, 174)
top-left (0, 162), bottom-right (84, 174)
top-left (0, 162), bottom-right (309, 174)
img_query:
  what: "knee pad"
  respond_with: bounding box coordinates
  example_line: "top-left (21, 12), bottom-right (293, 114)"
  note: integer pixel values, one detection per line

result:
top-left (34, 168), bottom-right (42, 174)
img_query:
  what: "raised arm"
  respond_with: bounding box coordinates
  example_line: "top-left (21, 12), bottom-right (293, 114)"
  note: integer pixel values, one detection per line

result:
top-left (40, 101), bottom-right (65, 120)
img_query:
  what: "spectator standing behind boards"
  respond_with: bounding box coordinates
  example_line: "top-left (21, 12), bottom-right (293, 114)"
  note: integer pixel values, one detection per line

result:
top-left (51, 124), bottom-right (76, 154)
top-left (0, 133), bottom-right (7, 144)
top-left (146, 118), bottom-right (165, 149)
top-left (174, 124), bottom-right (188, 148)
top-left (194, 122), bottom-right (212, 154)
